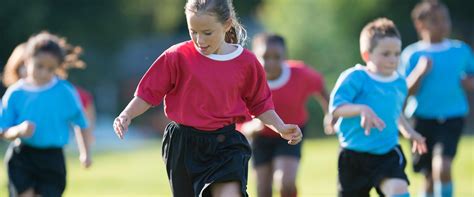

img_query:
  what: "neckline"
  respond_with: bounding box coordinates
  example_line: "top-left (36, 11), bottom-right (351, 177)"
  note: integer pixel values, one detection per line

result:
top-left (196, 44), bottom-right (244, 61)
top-left (268, 63), bottom-right (291, 90)
top-left (19, 77), bottom-right (58, 92)
top-left (355, 64), bottom-right (399, 83)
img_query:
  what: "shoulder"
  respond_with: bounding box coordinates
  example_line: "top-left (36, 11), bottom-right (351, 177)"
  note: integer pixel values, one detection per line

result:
top-left (2, 80), bottom-right (25, 101)
top-left (338, 64), bottom-right (367, 81)
top-left (448, 39), bottom-right (472, 53)
top-left (162, 40), bottom-right (196, 58)
top-left (287, 60), bottom-right (322, 78)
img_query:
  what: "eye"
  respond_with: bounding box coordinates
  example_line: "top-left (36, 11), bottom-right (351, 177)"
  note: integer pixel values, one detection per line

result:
top-left (190, 30), bottom-right (197, 35)
top-left (204, 31), bottom-right (212, 36)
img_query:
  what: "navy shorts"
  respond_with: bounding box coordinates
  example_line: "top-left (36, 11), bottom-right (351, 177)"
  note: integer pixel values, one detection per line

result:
top-left (251, 126), bottom-right (305, 167)
top-left (5, 143), bottom-right (66, 197)
top-left (162, 122), bottom-right (252, 197)
top-left (412, 117), bottom-right (465, 173)
top-left (338, 145), bottom-right (409, 197)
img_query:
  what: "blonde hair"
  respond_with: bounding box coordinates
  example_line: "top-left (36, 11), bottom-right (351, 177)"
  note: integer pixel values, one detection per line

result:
top-left (360, 18), bottom-right (401, 53)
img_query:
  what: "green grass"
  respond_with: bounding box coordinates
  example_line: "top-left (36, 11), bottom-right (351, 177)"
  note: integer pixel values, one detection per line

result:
top-left (0, 137), bottom-right (473, 196)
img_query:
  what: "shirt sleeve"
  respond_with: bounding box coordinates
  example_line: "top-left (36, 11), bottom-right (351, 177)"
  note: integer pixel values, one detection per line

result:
top-left (135, 51), bottom-right (176, 106)
top-left (401, 49), bottom-right (419, 77)
top-left (304, 66), bottom-right (325, 93)
top-left (462, 43), bottom-right (474, 75)
top-left (242, 58), bottom-right (274, 117)
top-left (67, 85), bottom-right (89, 129)
top-left (329, 70), bottom-right (363, 113)
top-left (0, 90), bottom-right (18, 132)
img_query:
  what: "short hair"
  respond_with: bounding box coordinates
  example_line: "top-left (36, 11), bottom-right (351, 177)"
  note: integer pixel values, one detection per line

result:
top-left (252, 33), bottom-right (286, 50)
top-left (359, 18), bottom-right (401, 53)
top-left (411, 0), bottom-right (449, 22)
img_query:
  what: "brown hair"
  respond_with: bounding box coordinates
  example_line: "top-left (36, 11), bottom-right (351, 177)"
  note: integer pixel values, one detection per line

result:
top-left (411, 0), bottom-right (449, 22)
top-left (185, 0), bottom-right (247, 45)
top-left (252, 33), bottom-right (286, 50)
top-left (359, 18), bottom-right (401, 53)
top-left (2, 31), bottom-right (86, 86)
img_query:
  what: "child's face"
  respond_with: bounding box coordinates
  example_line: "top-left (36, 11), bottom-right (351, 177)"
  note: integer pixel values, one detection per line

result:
top-left (253, 43), bottom-right (285, 76)
top-left (186, 12), bottom-right (230, 55)
top-left (25, 53), bottom-right (59, 84)
top-left (419, 8), bottom-right (451, 41)
top-left (367, 37), bottom-right (401, 76)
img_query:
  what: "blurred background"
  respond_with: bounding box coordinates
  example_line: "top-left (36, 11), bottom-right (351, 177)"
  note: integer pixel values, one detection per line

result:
top-left (0, 0), bottom-right (473, 196)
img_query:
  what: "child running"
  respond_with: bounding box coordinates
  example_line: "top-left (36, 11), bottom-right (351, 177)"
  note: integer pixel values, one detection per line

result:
top-left (1, 32), bottom-right (92, 197)
top-left (329, 18), bottom-right (427, 197)
top-left (400, 1), bottom-right (474, 196)
top-left (112, 0), bottom-right (302, 197)
top-left (240, 33), bottom-right (330, 197)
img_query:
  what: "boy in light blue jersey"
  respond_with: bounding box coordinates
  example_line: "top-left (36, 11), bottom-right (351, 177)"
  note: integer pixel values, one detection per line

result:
top-left (330, 18), bottom-right (427, 197)
top-left (400, 1), bottom-right (474, 197)
top-left (0, 32), bottom-right (92, 197)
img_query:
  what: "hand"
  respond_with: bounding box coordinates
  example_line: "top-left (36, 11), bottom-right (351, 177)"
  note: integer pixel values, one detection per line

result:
top-left (79, 153), bottom-right (92, 169)
top-left (360, 106), bottom-right (385, 136)
top-left (278, 124), bottom-right (303, 145)
top-left (113, 113), bottom-right (131, 139)
top-left (323, 113), bottom-right (337, 135)
top-left (410, 132), bottom-right (427, 154)
top-left (17, 121), bottom-right (35, 138)
top-left (414, 56), bottom-right (432, 76)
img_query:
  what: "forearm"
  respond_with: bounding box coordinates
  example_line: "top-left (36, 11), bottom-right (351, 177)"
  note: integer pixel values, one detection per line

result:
top-left (0, 126), bottom-right (21, 140)
top-left (74, 126), bottom-right (91, 156)
top-left (397, 115), bottom-right (414, 139)
top-left (332, 104), bottom-right (367, 118)
top-left (462, 75), bottom-right (474, 92)
top-left (314, 90), bottom-right (330, 113)
top-left (120, 96), bottom-right (152, 119)
top-left (256, 110), bottom-right (285, 133)
top-left (406, 69), bottom-right (426, 95)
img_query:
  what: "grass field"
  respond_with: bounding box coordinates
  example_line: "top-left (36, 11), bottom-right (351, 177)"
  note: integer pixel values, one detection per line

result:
top-left (0, 136), bottom-right (472, 196)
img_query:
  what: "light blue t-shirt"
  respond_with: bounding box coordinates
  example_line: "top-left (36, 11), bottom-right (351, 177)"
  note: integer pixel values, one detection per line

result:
top-left (400, 39), bottom-right (474, 119)
top-left (1, 77), bottom-right (88, 148)
top-left (330, 65), bottom-right (408, 155)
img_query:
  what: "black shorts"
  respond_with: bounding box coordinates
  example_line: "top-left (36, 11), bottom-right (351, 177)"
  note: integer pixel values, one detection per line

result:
top-left (162, 122), bottom-right (252, 197)
top-left (5, 143), bottom-right (66, 197)
top-left (412, 117), bottom-right (465, 173)
top-left (251, 126), bottom-right (305, 167)
top-left (338, 145), bottom-right (409, 197)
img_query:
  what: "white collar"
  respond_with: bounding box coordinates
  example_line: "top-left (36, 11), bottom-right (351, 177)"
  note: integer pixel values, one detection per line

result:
top-left (356, 64), bottom-right (399, 83)
top-left (19, 77), bottom-right (58, 92)
top-left (197, 44), bottom-right (244, 61)
top-left (268, 63), bottom-right (291, 90)
top-left (418, 39), bottom-right (451, 52)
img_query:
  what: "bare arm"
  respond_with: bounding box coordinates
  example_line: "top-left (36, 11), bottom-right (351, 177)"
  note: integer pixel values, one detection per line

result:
top-left (397, 115), bottom-right (427, 154)
top-left (74, 126), bottom-right (92, 168)
top-left (333, 104), bottom-right (385, 135)
top-left (0, 121), bottom-right (35, 140)
top-left (461, 75), bottom-right (474, 92)
top-left (113, 96), bottom-right (152, 139)
top-left (256, 110), bottom-right (302, 145)
top-left (406, 57), bottom-right (432, 95)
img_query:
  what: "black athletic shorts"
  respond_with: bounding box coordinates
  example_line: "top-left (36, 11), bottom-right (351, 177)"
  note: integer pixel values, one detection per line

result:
top-left (251, 126), bottom-right (305, 167)
top-left (5, 143), bottom-right (66, 197)
top-left (338, 145), bottom-right (409, 197)
top-left (162, 121), bottom-right (252, 197)
top-left (412, 116), bottom-right (465, 173)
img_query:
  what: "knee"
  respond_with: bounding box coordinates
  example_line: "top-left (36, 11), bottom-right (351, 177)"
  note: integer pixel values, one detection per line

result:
top-left (380, 179), bottom-right (409, 196)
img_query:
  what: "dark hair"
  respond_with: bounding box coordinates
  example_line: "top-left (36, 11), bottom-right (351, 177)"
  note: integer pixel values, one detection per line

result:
top-left (252, 33), bottom-right (286, 50)
top-left (18, 31), bottom-right (85, 79)
top-left (185, 0), bottom-right (247, 45)
top-left (411, 0), bottom-right (449, 22)
top-left (359, 18), bottom-right (401, 53)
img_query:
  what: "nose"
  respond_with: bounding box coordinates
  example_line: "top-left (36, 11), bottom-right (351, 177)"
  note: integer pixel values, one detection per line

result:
top-left (196, 34), bottom-right (205, 46)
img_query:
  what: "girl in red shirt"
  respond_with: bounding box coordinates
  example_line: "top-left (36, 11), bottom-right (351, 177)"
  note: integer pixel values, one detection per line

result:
top-left (112, 0), bottom-right (303, 197)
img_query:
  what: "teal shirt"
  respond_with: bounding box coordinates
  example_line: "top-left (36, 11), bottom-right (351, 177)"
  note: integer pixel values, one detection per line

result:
top-left (1, 77), bottom-right (88, 148)
top-left (330, 65), bottom-right (407, 154)
top-left (400, 39), bottom-right (474, 119)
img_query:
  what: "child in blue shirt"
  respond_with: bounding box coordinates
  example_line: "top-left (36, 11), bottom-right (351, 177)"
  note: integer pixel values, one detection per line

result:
top-left (0, 32), bottom-right (92, 197)
top-left (330, 18), bottom-right (427, 197)
top-left (400, 1), bottom-right (474, 197)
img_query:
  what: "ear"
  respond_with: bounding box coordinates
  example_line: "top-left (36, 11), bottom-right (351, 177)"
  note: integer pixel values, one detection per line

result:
top-left (361, 51), bottom-right (370, 62)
